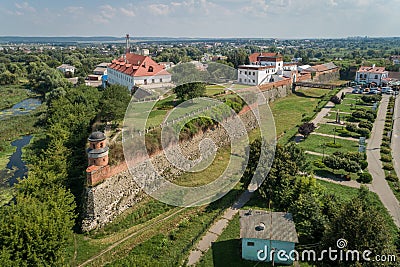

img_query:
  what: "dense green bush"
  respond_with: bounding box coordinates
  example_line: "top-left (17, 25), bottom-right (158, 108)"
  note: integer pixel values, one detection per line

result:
top-left (326, 142), bottom-right (342, 148)
top-left (358, 121), bottom-right (373, 131)
top-left (360, 160), bottom-right (368, 170)
top-left (356, 127), bottom-right (370, 138)
top-left (383, 164), bottom-right (394, 171)
top-left (386, 173), bottom-right (398, 182)
top-left (346, 124), bottom-right (357, 132)
top-left (361, 95), bottom-right (382, 103)
top-left (381, 155), bottom-right (392, 162)
top-left (313, 160), bottom-right (326, 168)
top-left (381, 147), bottom-right (391, 154)
top-left (357, 172), bottom-right (372, 183)
top-left (381, 141), bottom-right (391, 148)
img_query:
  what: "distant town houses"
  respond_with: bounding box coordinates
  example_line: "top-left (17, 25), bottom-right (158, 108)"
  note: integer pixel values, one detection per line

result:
top-left (159, 62), bottom-right (175, 70)
top-left (355, 64), bottom-right (389, 86)
top-left (85, 62), bottom-right (110, 87)
top-left (107, 52), bottom-right (171, 91)
top-left (390, 55), bottom-right (400, 65)
top-left (56, 64), bottom-right (76, 76)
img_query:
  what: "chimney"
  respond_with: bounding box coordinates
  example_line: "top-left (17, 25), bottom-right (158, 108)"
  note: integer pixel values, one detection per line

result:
top-left (125, 34), bottom-right (130, 54)
top-left (372, 64), bottom-right (375, 68)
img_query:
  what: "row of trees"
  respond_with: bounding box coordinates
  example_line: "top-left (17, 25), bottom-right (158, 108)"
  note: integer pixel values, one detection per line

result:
top-left (0, 81), bottom-right (133, 265)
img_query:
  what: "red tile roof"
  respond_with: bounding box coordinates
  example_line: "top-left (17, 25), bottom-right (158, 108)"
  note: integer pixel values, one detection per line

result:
top-left (108, 53), bottom-right (170, 77)
top-left (357, 66), bottom-right (387, 74)
top-left (249, 52), bottom-right (282, 63)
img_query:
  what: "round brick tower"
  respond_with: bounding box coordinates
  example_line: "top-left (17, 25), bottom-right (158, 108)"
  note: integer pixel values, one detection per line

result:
top-left (87, 131), bottom-right (109, 166)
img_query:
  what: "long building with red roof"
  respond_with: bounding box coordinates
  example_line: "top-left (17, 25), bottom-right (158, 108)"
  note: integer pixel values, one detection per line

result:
top-left (107, 53), bottom-right (171, 90)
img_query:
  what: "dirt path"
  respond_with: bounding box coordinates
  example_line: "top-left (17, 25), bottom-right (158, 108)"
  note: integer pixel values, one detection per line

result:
top-left (186, 190), bottom-right (253, 266)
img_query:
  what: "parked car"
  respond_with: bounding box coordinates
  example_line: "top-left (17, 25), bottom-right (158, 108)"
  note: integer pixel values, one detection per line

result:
top-left (368, 90), bottom-right (378, 94)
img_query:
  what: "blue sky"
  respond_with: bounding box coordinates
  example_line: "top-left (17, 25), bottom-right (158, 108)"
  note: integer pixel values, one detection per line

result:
top-left (0, 0), bottom-right (399, 38)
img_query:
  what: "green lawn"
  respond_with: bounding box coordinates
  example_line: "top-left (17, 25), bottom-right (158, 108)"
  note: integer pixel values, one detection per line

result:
top-left (315, 124), bottom-right (360, 138)
top-left (270, 88), bottom-right (332, 138)
top-left (297, 134), bottom-right (359, 155)
top-left (205, 85), bottom-right (225, 96)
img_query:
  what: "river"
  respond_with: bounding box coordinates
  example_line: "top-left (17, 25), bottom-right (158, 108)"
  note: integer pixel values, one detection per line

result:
top-left (6, 135), bottom-right (33, 186)
top-left (0, 98), bottom-right (42, 120)
top-left (1, 97), bottom-right (42, 185)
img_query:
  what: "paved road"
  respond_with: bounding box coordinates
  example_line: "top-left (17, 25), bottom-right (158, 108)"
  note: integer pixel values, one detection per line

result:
top-left (367, 95), bottom-right (400, 228)
top-left (187, 190), bottom-right (253, 266)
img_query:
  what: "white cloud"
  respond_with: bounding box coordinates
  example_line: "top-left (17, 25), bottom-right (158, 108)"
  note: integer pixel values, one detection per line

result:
top-left (243, 0), bottom-right (269, 17)
top-left (14, 2), bottom-right (36, 14)
top-left (100, 5), bottom-right (116, 20)
top-left (149, 4), bottom-right (170, 15)
top-left (120, 4), bottom-right (136, 17)
top-left (65, 6), bottom-right (84, 14)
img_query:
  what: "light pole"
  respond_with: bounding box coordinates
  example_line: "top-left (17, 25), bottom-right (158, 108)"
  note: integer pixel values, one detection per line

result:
top-left (333, 127), bottom-right (337, 144)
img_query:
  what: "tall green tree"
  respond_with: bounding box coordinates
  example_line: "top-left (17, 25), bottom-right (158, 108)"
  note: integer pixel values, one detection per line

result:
top-left (321, 187), bottom-right (397, 266)
top-left (173, 82), bottom-right (206, 101)
top-left (100, 84), bottom-right (131, 122)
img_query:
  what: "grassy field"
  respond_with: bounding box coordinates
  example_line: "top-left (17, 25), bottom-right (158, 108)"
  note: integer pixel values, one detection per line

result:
top-left (270, 88), bottom-right (331, 138)
top-left (0, 84), bottom-right (36, 110)
top-left (205, 85), bottom-right (225, 96)
top-left (297, 134), bottom-right (359, 155)
top-left (315, 123), bottom-right (360, 138)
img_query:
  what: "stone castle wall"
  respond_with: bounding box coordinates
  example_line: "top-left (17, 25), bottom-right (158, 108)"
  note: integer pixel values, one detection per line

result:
top-left (81, 86), bottom-right (289, 232)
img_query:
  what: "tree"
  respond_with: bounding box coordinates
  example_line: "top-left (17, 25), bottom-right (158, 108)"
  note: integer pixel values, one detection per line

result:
top-left (323, 155), bottom-right (342, 173)
top-left (0, 192), bottom-right (76, 266)
top-left (259, 142), bottom-right (308, 207)
top-left (100, 84), bottom-right (131, 122)
top-left (173, 82), bottom-right (206, 101)
top-left (330, 95), bottom-right (341, 104)
top-left (321, 187), bottom-right (396, 266)
top-left (289, 191), bottom-right (327, 243)
top-left (30, 67), bottom-right (71, 94)
top-left (298, 122), bottom-right (316, 138)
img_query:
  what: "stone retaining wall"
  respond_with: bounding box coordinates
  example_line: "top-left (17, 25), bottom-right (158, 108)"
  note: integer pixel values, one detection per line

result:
top-left (81, 85), bottom-right (291, 231)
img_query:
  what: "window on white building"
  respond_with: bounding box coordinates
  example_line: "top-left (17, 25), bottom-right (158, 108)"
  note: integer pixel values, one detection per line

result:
top-left (375, 75), bottom-right (378, 79)
top-left (253, 72), bottom-right (255, 75)
top-left (245, 71), bottom-right (247, 75)
top-left (160, 78), bottom-right (163, 82)
top-left (152, 79), bottom-right (155, 83)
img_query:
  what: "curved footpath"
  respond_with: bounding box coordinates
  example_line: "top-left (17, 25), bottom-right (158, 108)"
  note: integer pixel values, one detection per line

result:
top-left (367, 95), bottom-right (400, 227)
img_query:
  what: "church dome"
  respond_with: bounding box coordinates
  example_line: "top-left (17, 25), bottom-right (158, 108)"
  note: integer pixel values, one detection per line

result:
top-left (88, 131), bottom-right (106, 142)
